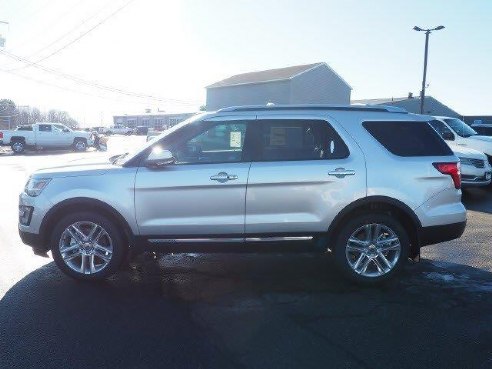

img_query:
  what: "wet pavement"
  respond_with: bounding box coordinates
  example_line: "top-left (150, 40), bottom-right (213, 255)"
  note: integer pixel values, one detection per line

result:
top-left (1, 137), bottom-right (492, 368)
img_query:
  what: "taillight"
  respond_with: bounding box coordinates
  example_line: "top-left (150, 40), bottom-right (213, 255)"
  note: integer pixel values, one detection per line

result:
top-left (0, 132), bottom-right (3, 139)
top-left (433, 162), bottom-right (461, 189)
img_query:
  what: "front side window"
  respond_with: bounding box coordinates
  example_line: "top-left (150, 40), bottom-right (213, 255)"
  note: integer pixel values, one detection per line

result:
top-left (256, 119), bottom-right (349, 161)
top-left (171, 121), bottom-right (247, 164)
top-left (443, 118), bottom-right (478, 138)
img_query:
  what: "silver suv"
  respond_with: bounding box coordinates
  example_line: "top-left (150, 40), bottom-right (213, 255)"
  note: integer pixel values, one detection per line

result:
top-left (19, 105), bottom-right (467, 283)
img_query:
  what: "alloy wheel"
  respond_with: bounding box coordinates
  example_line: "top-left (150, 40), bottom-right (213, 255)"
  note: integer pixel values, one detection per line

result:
top-left (345, 223), bottom-right (401, 278)
top-left (12, 142), bottom-right (24, 153)
top-left (59, 221), bottom-right (113, 274)
top-left (75, 141), bottom-right (86, 151)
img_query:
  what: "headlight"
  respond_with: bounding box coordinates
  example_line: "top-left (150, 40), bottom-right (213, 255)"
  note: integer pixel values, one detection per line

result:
top-left (24, 178), bottom-right (51, 197)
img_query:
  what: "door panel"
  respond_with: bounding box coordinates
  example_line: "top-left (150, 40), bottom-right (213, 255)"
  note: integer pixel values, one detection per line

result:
top-left (134, 116), bottom-right (254, 236)
top-left (135, 163), bottom-right (251, 235)
top-left (245, 115), bottom-right (366, 234)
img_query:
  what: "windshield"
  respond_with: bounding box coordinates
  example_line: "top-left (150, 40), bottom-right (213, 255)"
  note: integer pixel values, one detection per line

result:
top-left (443, 118), bottom-right (478, 138)
top-left (114, 113), bottom-right (205, 165)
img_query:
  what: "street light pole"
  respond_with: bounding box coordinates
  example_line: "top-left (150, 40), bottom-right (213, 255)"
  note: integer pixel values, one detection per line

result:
top-left (413, 25), bottom-right (445, 114)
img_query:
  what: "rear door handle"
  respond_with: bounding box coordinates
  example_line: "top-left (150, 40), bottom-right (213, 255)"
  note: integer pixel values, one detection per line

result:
top-left (210, 172), bottom-right (238, 183)
top-left (328, 168), bottom-right (356, 178)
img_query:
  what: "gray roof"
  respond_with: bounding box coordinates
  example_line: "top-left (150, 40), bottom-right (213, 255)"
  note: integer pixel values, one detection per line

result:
top-left (207, 62), bottom-right (341, 89)
top-left (352, 96), bottom-right (461, 117)
top-left (352, 97), bottom-right (411, 105)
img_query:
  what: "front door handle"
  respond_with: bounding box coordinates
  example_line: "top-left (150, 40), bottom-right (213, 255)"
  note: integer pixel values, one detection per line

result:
top-left (210, 172), bottom-right (238, 183)
top-left (328, 168), bottom-right (356, 178)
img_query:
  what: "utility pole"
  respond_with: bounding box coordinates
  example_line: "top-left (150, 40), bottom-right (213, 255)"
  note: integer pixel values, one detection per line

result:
top-left (413, 25), bottom-right (445, 114)
top-left (0, 20), bottom-right (8, 48)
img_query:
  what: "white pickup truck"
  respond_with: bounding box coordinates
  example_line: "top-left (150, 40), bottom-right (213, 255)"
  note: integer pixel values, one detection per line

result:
top-left (107, 125), bottom-right (133, 135)
top-left (0, 122), bottom-right (94, 154)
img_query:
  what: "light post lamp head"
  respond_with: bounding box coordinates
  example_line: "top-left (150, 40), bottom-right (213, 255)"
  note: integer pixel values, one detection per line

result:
top-left (413, 26), bottom-right (424, 31)
top-left (434, 25), bottom-right (445, 31)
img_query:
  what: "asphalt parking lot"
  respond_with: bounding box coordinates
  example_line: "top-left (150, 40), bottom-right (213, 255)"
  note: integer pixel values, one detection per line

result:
top-left (1, 136), bottom-right (491, 368)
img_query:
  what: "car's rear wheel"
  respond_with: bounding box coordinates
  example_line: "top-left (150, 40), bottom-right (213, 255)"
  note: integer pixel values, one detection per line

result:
top-left (51, 212), bottom-right (127, 281)
top-left (333, 213), bottom-right (409, 284)
top-left (11, 140), bottom-right (25, 154)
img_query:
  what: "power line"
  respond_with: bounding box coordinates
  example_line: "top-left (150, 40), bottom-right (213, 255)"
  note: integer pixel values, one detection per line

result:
top-left (6, 0), bottom-right (90, 54)
top-left (25, 0), bottom-right (136, 65)
top-left (0, 66), bottom-right (161, 106)
top-left (0, 49), bottom-right (199, 106)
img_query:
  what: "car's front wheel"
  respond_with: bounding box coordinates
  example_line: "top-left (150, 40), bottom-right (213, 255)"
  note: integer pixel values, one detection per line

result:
top-left (73, 139), bottom-right (87, 152)
top-left (51, 212), bottom-right (127, 281)
top-left (333, 213), bottom-right (409, 284)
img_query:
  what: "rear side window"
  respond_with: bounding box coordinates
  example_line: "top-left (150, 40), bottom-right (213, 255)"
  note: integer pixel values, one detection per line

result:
top-left (256, 119), bottom-right (349, 161)
top-left (16, 126), bottom-right (33, 131)
top-left (363, 121), bottom-right (453, 157)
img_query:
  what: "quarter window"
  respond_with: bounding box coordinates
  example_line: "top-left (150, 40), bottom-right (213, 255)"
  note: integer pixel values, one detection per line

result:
top-left (256, 119), bottom-right (349, 161)
top-left (363, 121), bottom-right (453, 157)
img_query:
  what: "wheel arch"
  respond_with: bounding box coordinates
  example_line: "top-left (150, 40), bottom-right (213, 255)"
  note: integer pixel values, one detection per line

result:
top-left (326, 196), bottom-right (422, 258)
top-left (11, 136), bottom-right (26, 142)
top-left (39, 197), bottom-right (134, 250)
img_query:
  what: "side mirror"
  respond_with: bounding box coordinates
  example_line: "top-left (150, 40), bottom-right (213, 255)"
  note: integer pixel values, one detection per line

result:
top-left (63, 128), bottom-right (70, 133)
top-left (442, 131), bottom-right (455, 141)
top-left (145, 148), bottom-right (175, 168)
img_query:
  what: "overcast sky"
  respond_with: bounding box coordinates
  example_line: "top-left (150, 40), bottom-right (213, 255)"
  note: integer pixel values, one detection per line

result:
top-left (0, 0), bottom-right (490, 126)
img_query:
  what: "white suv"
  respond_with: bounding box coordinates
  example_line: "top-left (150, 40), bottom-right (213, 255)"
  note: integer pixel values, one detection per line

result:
top-left (431, 116), bottom-right (492, 166)
top-left (18, 105), bottom-right (467, 283)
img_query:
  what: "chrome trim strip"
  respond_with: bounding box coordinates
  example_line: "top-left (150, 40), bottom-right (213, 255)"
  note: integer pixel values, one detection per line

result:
top-left (245, 236), bottom-right (313, 242)
top-left (148, 236), bottom-right (314, 244)
top-left (148, 238), bottom-right (244, 243)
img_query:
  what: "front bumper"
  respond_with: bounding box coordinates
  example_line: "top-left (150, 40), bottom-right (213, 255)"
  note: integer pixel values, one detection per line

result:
top-left (420, 220), bottom-right (467, 247)
top-left (19, 229), bottom-right (45, 250)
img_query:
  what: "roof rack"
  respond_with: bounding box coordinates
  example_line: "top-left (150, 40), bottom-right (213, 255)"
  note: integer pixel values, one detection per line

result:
top-left (218, 104), bottom-right (408, 114)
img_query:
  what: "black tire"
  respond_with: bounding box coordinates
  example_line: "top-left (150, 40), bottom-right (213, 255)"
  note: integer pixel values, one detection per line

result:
top-left (51, 212), bottom-right (127, 281)
top-left (73, 138), bottom-right (87, 152)
top-left (333, 213), bottom-right (409, 284)
top-left (10, 140), bottom-right (25, 154)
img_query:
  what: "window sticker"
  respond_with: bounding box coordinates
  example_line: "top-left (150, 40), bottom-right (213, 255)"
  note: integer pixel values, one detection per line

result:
top-left (230, 131), bottom-right (242, 148)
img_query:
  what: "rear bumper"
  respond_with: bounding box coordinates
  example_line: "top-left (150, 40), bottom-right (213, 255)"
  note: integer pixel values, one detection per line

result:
top-left (419, 220), bottom-right (466, 247)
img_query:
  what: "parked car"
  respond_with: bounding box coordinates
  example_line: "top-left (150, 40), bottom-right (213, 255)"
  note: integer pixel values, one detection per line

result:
top-left (427, 119), bottom-right (492, 187)
top-left (470, 122), bottom-right (492, 137)
top-left (146, 130), bottom-right (160, 142)
top-left (18, 105), bottom-right (466, 284)
top-left (107, 125), bottom-right (133, 135)
top-left (0, 122), bottom-right (94, 154)
top-left (431, 116), bottom-right (492, 166)
top-left (450, 144), bottom-right (491, 187)
top-left (134, 126), bottom-right (149, 135)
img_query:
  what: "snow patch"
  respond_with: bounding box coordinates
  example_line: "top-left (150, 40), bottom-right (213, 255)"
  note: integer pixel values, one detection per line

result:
top-left (424, 272), bottom-right (455, 282)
